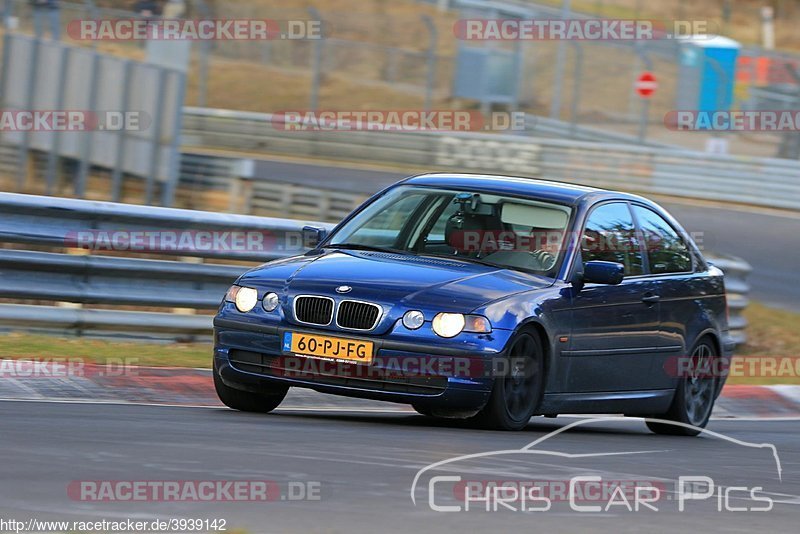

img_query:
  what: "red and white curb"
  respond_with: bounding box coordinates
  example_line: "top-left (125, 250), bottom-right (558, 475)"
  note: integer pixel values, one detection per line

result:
top-left (713, 384), bottom-right (800, 419)
top-left (0, 361), bottom-right (798, 417)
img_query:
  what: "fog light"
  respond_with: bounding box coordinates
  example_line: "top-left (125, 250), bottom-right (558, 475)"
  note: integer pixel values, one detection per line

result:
top-left (432, 313), bottom-right (466, 338)
top-left (402, 310), bottom-right (425, 330)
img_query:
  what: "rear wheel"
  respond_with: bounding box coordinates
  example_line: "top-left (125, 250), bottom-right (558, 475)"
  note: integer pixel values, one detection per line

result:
top-left (214, 369), bottom-right (289, 413)
top-left (646, 339), bottom-right (717, 436)
top-left (471, 331), bottom-right (545, 431)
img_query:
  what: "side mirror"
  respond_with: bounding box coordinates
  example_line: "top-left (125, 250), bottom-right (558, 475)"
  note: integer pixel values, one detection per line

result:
top-left (583, 261), bottom-right (625, 285)
top-left (302, 226), bottom-right (328, 249)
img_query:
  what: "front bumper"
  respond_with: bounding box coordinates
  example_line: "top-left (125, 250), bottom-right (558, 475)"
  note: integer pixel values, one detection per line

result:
top-left (213, 316), bottom-right (513, 411)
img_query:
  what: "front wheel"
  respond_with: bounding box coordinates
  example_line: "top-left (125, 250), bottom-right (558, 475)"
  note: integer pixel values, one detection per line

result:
top-left (646, 339), bottom-right (718, 436)
top-left (214, 370), bottom-right (289, 413)
top-left (471, 331), bottom-right (545, 431)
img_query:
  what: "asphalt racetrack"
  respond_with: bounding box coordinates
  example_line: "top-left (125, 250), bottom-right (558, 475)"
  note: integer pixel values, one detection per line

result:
top-left (1, 400), bottom-right (798, 533)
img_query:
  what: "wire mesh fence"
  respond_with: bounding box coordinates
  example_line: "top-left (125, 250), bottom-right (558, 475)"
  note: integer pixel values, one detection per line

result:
top-left (2, 0), bottom-right (800, 162)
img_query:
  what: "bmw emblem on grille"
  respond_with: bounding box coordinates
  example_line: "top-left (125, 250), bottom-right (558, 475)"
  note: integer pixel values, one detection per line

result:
top-left (336, 285), bottom-right (353, 294)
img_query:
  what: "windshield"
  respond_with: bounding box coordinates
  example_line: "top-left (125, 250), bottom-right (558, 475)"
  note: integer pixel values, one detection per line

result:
top-left (327, 186), bottom-right (573, 277)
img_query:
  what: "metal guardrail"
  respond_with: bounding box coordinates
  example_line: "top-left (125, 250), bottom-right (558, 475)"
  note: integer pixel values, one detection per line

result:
top-left (708, 256), bottom-right (751, 346)
top-left (0, 192), bottom-right (333, 340)
top-left (182, 107), bottom-right (800, 211)
top-left (525, 116), bottom-right (680, 149)
top-left (0, 192), bottom-right (750, 344)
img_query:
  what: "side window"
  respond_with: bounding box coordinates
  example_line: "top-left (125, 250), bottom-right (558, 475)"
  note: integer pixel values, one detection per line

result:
top-left (632, 206), bottom-right (693, 274)
top-left (581, 203), bottom-right (643, 276)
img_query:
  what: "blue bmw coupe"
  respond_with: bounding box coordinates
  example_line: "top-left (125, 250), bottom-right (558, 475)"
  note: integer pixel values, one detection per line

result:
top-left (213, 174), bottom-right (734, 433)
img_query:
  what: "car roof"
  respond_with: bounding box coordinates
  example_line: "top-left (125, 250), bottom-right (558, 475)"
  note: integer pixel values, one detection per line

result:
top-left (401, 173), bottom-right (642, 206)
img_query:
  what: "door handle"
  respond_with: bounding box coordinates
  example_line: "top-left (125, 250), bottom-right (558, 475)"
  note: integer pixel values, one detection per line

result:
top-left (641, 294), bottom-right (661, 304)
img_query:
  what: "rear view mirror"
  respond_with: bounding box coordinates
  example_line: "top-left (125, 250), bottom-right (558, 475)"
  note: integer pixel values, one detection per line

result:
top-left (583, 261), bottom-right (625, 285)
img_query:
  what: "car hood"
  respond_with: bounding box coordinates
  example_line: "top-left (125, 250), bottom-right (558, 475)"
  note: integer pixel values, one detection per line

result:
top-left (239, 250), bottom-right (552, 329)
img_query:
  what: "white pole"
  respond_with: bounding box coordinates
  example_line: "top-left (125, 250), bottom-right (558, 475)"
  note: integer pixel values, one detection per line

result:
top-left (550, 0), bottom-right (572, 118)
top-left (761, 6), bottom-right (775, 50)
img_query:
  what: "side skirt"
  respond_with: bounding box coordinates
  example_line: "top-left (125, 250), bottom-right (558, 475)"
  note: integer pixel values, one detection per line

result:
top-left (539, 389), bottom-right (675, 415)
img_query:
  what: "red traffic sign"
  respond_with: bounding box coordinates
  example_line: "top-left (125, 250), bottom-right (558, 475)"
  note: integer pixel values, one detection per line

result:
top-left (635, 72), bottom-right (658, 98)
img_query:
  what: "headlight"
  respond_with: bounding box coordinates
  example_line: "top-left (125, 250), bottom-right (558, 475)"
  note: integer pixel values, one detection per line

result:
top-left (263, 292), bottom-right (280, 312)
top-left (432, 313), bottom-right (466, 338)
top-left (432, 313), bottom-right (492, 338)
top-left (226, 286), bottom-right (258, 313)
top-left (402, 310), bottom-right (425, 330)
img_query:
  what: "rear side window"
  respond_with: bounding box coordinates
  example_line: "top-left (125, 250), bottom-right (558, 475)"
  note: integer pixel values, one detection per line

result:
top-left (581, 203), bottom-right (643, 275)
top-left (632, 206), bottom-right (693, 274)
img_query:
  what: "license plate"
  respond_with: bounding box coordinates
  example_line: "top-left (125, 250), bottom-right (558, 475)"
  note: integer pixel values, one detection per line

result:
top-left (282, 332), bottom-right (374, 364)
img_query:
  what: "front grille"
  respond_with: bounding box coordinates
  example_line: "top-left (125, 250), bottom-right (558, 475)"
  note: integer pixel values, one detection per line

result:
top-left (294, 296), bottom-right (334, 325)
top-left (337, 300), bottom-right (381, 330)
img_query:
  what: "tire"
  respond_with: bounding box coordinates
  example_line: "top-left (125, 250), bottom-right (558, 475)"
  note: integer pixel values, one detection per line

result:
top-left (214, 370), bottom-right (289, 413)
top-left (471, 330), bottom-right (545, 431)
top-left (646, 338), bottom-right (718, 436)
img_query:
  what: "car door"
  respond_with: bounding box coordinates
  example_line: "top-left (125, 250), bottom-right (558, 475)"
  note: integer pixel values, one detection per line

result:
top-left (630, 204), bottom-right (700, 390)
top-left (562, 202), bottom-right (662, 393)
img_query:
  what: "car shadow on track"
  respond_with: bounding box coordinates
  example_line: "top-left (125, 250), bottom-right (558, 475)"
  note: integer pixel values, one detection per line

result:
top-left (252, 409), bottom-right (653, 436)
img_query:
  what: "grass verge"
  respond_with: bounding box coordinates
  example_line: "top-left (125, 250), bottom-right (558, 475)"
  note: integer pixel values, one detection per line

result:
top-left (0, 332), bottom-right (211, 369)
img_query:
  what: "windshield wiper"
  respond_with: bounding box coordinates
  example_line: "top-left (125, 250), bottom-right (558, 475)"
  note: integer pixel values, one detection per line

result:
top-left (327, 243), bottom-right (406, 255)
